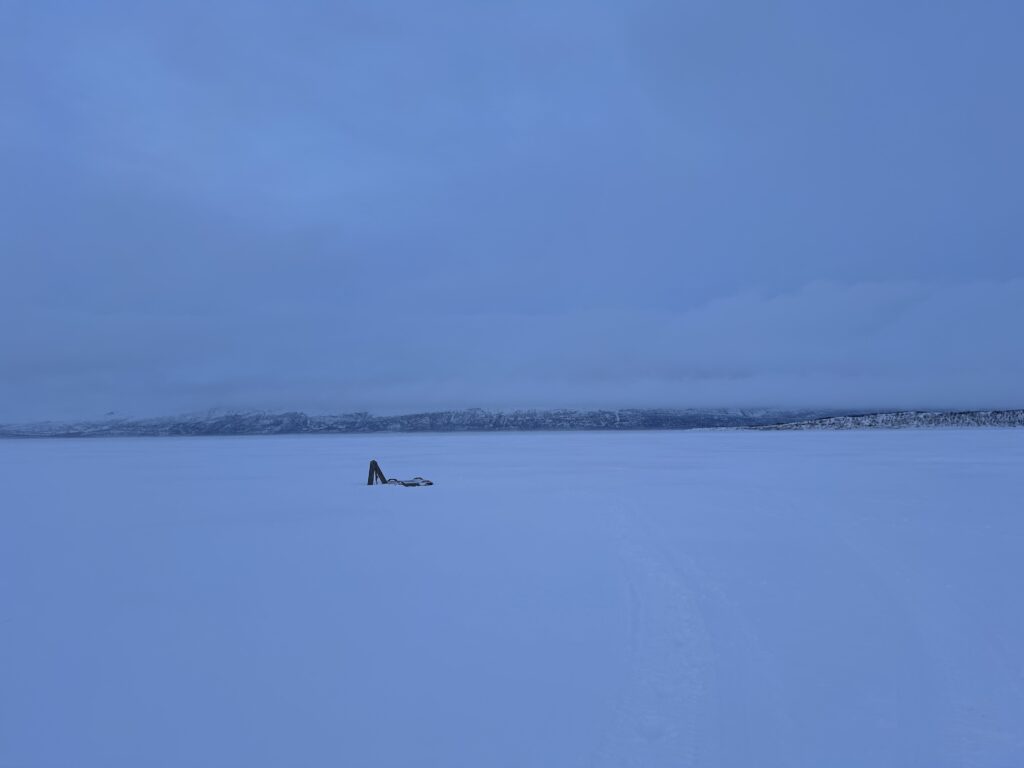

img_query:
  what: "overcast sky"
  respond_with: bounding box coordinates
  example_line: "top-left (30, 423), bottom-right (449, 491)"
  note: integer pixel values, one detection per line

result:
top-left (2, 0), bottom-right (1022, 421)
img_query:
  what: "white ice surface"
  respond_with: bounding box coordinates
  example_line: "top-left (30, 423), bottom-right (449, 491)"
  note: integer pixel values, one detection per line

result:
top-left (2, 430), bottom-right (1023, 766)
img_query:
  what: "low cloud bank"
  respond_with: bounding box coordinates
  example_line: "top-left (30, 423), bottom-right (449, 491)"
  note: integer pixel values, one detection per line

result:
top-left (3, 280), bottom-right (1020, 422)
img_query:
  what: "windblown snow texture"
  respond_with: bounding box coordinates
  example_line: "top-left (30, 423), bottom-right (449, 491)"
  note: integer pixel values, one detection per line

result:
top-left (2, 430), bottom-right (1023, 766)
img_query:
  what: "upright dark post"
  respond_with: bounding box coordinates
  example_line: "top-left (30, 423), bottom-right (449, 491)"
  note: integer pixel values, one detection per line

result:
top-left (367, 459), bottom-right (388, 485)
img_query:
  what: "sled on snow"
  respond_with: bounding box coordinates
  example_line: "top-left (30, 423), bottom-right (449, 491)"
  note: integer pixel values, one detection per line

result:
top-left (367, 459), bottom-right (433, 487)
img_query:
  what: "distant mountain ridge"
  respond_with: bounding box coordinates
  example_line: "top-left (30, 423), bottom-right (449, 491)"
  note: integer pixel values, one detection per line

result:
top-left (2, 408), bottom-right (1022, 438)
top-left (1, 407), bottom-right (839, 437)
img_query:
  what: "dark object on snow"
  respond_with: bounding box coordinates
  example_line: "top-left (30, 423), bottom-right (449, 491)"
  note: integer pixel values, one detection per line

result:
top-left (367, 459), bottom-right (433, 487)
top-left (367, 459), bottom-right (387, 485)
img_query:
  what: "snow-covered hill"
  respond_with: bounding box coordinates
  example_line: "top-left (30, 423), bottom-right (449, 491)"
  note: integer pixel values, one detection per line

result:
top-left (762, 409), bottom-right (1024, 430)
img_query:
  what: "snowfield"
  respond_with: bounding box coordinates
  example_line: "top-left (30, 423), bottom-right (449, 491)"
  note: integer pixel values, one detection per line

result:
top-left (2, 430), bottom-right (1023, 767)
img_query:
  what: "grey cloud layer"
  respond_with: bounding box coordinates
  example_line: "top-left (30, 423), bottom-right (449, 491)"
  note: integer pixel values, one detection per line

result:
top-left (2, 1), bottom-right (1022, 420)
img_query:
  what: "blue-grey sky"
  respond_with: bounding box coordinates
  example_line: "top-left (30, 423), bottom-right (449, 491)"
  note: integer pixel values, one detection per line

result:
top-left (2, 0), bottom-right (1022, 421)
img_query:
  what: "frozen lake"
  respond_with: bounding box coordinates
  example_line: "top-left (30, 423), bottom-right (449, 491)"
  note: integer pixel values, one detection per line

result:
top-left (2, 430), bottom-right (1023, 766)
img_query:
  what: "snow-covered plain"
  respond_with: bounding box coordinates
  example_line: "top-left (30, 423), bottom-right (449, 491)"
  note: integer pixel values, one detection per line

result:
top-left (2, 430), bottom-right (1023, 767)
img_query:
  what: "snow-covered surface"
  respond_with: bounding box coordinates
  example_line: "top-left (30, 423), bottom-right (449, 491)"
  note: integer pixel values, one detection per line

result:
top-left (2, 430), bottom-right (1023, 766)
